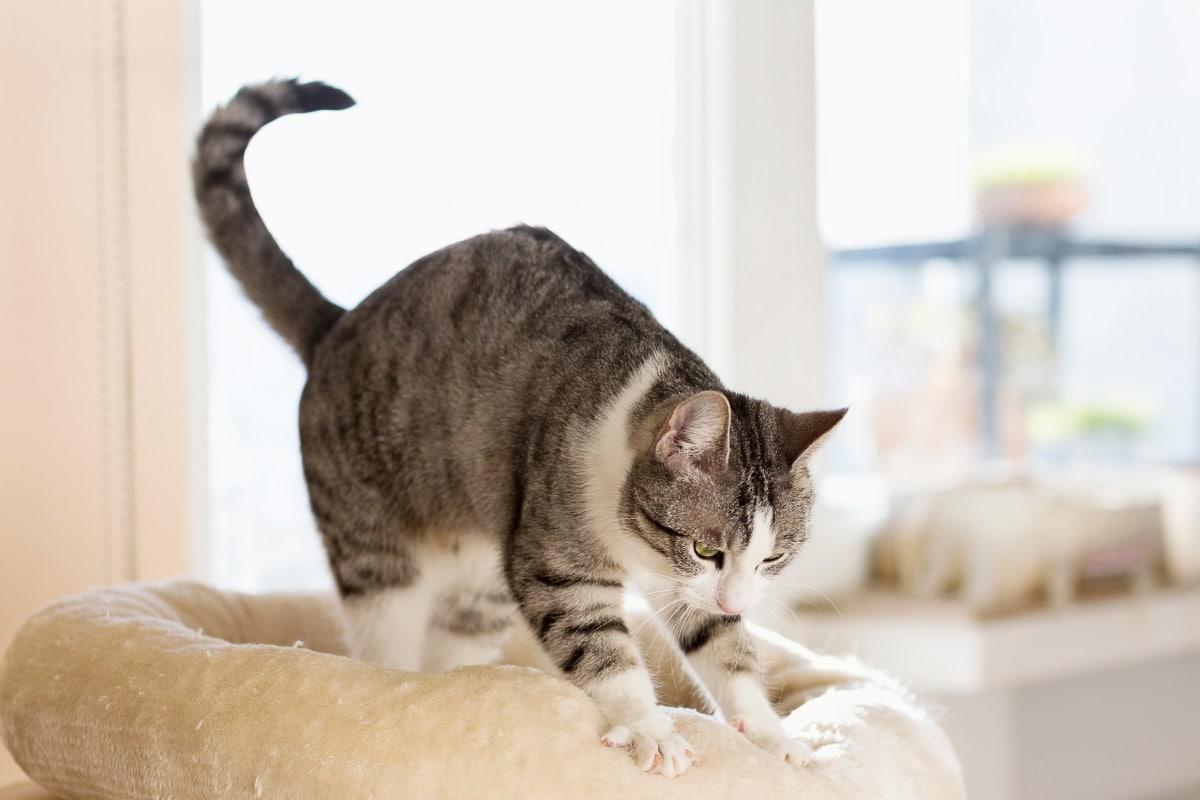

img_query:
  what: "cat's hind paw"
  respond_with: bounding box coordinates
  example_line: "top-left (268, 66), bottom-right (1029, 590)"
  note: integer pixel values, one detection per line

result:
top-left (730, 716), bottom-right (814, 766)
top-left (602, 716), bottom-right (697, 778)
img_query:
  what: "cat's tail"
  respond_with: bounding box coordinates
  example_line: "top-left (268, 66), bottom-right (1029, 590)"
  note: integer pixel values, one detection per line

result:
top-left (193, 79), bottom-right (355, 366)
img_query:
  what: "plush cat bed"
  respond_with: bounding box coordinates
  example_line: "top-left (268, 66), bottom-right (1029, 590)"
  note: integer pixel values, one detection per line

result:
top-left (0, 580), bottom-right (962, 798)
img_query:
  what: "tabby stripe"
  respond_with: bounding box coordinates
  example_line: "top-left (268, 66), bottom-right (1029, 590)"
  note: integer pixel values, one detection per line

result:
top-left (639, 508), bottom-right (684, 537)
top-left (338, 585), bottom-right (364, 598)
top-left (201, 170), bottom-right (253, 202)
top-left (237, 88), bottom-right (278, 121)
top-left (722, 658), bottom-right (755, 674)
top-left (533, 572), bottom-right (622, 589)
top-left (563, 618), bottom-right (628, 637)
top-left (199, 121), bottom-right (259, 147)
top-left (198, 165), bottom-right (234, 194)
top-left (435, 615), bottom-right (513, 636)
top-left (576, 603), bottom-right (617, 616)
top-left (537, 610), bottom-right (563, 639)
top-left (679, 616), bottom-right (738, 654)
top-left (560, 646), bottom-right (587, 674)
top-left (633, 527), bottom-right (672, 557)
top-left (584, 651), bottom-right (632, 678)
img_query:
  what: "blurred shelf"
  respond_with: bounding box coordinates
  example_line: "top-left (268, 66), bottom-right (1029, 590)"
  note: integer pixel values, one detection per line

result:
top-left (830, 229), bottom-right (1200, 266)
top-left (788, 587), bottom-right (1200, 694)
top-left (828, 225), bottom-right (1200, 457)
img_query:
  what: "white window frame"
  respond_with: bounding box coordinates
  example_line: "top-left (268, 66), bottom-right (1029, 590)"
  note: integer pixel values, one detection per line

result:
top-left (675, 0), bottom-right (824, 412)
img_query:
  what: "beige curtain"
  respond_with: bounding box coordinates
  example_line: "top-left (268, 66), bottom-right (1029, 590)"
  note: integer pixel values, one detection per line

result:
top-left (0, 0), bottom-right (199, 784)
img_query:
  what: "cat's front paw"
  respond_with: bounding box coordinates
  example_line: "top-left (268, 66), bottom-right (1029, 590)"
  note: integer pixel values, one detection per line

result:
top-left (730, 715), bottom-right (813, 766)
top-left (602, 713), bottom-right (697, 778)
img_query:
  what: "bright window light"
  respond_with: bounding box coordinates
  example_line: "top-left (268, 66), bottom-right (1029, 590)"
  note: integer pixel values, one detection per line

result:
top-left (201, 1), bottom-right (679, 591)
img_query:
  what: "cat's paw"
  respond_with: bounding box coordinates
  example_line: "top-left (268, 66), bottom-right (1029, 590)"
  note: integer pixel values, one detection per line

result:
top-left (602, 714), bottom-right (697, 778)
top-left (730, 715), bottom-right (813, 766)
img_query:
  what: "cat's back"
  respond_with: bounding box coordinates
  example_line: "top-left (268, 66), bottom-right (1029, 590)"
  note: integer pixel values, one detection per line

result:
top-left (380, 224), bottom-right (649, 329)
top-left (314, 225), bottom-right (663, 372)
top-left (298, 225), bottom-right (677, 527)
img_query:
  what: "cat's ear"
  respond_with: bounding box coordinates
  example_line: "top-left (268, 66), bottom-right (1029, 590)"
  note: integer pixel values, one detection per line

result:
top-left (655, 391), bottom-right (731, 475)
top-left (778, 408), bottom-right (847, 467)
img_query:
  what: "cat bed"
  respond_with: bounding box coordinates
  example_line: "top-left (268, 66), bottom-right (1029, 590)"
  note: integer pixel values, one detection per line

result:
top-left (0, 580), bottom-right (962, 799)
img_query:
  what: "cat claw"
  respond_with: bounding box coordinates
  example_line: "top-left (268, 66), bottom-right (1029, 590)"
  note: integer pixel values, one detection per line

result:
top-left (602, 725), bottom-right (631, 748)
top-left (602, 719), bottom-right (696, 778)
top-left (729, 715), bottom-right (814, 766)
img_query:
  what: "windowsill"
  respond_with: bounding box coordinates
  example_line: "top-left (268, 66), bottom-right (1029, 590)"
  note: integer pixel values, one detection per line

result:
top-left (786, 587), bottom-right (1200, 694)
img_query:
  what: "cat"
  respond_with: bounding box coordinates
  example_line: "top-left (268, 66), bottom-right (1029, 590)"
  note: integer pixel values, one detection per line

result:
top-left (194, 79), bottom-right (845, 778)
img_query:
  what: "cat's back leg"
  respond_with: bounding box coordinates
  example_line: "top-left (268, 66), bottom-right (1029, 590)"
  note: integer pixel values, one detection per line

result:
top-left (342, 579), bottom-right (436, 672)
top-left (303, 456), bottom-right (432, 670)
top-left (422, 534), bottom-right (517, 672)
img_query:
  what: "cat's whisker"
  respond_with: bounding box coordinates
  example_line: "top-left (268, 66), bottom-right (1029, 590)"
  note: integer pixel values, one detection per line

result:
top-left (765, 583), bottom-right (845, 618)
top-left (633, 597), bottom-right (686, 637)
top-left (756, 598), bottom-right (803, 678)
top-left (638, 585), bottom-right (682, 596)
top-left (663, 603), bottom-right (699, 676)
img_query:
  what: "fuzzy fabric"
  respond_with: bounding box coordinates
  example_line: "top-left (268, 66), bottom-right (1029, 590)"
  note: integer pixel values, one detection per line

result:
top-left (0, 581), bottom-right (962, 799)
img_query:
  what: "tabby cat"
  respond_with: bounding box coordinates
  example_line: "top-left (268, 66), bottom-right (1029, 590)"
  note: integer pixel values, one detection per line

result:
top-left (194, 79), bottom-right (845, 777)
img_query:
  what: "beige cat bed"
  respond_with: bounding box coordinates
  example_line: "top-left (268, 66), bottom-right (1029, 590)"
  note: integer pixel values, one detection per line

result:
top-left (0, 580), bottom-right (962, 798)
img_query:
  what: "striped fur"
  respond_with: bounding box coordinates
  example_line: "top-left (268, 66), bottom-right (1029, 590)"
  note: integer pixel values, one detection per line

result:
top-left (194, 78), bottom-right (845, 777)
top-left (193, 79), bottom-right (353, 365)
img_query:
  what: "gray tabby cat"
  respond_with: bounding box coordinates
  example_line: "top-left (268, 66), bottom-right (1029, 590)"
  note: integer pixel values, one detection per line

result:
top-left (194, 79), bottom-right (845, 778)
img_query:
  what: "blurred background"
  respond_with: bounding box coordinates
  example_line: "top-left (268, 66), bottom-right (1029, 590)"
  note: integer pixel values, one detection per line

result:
top-left (3, 1), bottom-right (1199, 797)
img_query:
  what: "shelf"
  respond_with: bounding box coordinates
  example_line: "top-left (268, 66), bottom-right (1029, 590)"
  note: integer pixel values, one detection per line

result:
top-left (785, 588), bottom-right (1200, 694)
top-left (830, 229), bottom-right (1200, 265)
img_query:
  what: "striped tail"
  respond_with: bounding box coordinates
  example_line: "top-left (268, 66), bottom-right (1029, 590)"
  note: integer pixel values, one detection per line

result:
top-left (193, 79), bottom-right (355, 366)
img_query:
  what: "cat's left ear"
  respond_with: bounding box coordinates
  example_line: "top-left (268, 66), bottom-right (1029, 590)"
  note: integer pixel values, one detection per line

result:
top-left (778, 408), bottom-right (847, 467)
top-left (655, 391), bottom-right (732, 476)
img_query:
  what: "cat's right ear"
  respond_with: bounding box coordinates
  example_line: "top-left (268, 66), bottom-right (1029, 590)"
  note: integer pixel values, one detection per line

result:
top-left (655, 391), bottom-right (731, 476)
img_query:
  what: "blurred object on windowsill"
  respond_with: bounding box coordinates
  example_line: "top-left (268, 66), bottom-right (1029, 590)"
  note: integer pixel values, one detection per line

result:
top-left (973, 143), bottom-right (1088, 228)
top-left (855, 285), bottom-right (983, 486)
top-left (1162, 467), bottom-right (1200, 585)
top-left (872, 468), bottom-right (1172, 616)
top-left (1027, 398), bottom-right (1151, 463)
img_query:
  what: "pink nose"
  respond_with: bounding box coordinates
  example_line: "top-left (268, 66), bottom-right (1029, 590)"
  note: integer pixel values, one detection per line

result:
top-left (718, 597), bottom-right (746, 616)
top-left (718, 578), bottom-right (751, 616)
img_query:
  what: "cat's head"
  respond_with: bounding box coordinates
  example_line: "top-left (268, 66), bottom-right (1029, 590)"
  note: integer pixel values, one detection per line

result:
top-left (621, 392), bottom-right (845, 617)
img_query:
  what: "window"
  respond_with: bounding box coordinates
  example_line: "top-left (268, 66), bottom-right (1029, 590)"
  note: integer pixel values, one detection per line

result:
top-left (818, 0), bottom-right (1200, 483)
top-left (201, 1), bottom-right (680, 591)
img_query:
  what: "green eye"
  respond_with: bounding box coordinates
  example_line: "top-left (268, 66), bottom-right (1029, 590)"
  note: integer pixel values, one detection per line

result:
top-left (762, 552), bottom-right (785, 563)
top-left (694, 541), bottom-right (721, 559)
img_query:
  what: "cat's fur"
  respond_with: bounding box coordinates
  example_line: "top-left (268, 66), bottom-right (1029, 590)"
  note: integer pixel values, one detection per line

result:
top-left (194, 79), bottom-right (845, 777)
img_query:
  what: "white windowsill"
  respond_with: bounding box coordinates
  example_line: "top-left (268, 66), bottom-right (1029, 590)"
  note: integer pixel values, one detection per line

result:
top-left (787, 588), bottom-right (1200, 694)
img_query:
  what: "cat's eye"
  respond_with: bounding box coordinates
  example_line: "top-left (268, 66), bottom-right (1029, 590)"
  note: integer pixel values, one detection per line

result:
top-left (639, 508), bottom-right (683, 537)
top-left (693, 541), bottom-right (721, 559)
top-left (762, 552), bottom-right (785, 563)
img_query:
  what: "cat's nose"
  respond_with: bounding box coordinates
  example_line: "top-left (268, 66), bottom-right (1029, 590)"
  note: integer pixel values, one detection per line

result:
top-left (717, 587), bottom-right (750, 615)
top-left (717, 597), bottom-right (746, 615)
top-left (717, 574), bottom-right (752, 615)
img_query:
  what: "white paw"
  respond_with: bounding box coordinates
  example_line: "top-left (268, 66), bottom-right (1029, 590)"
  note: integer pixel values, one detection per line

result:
top-left (602, 713), bottom-right (697, 778)
top-left (730, 715), bottom-right (813, 766)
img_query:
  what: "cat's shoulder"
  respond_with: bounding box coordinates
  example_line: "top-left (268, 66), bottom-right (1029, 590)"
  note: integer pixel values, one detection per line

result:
top-left (504, 224), bottom-right (573, 249)
top-left (498, 225), bottom-right (594, 265)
